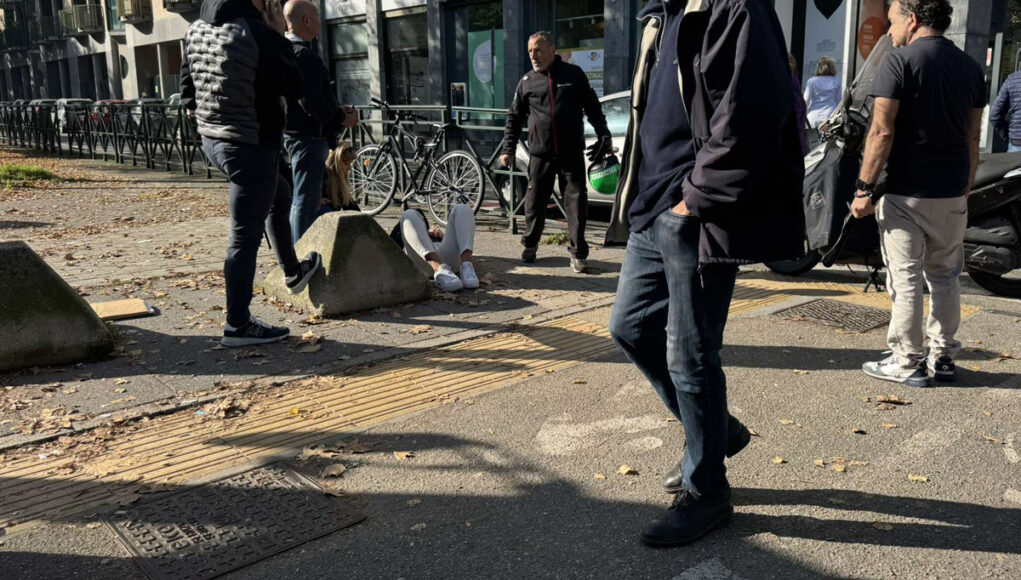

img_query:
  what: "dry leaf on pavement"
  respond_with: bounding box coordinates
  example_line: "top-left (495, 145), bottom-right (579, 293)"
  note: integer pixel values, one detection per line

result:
top-left (881, 423), bottom-right (898, 429)
top-left (876, 403), bottom-right (896, 411)
top-left (407, 499), bottom-right (422, 507)
top-left (321, 464), bottom-right (347, 478)
top-left (779, 419), bottom-right (796, 426)
top-left (410, 325), bottom-right (433, 335)
top-left (872, 521), bottom-right (893, 531)
top-left (618, 465), bottom-right (639, 476)
top-left (572, 379), bottom-right (587, 384)
top-left (771, 457), bottom-right (786, 464)
top-left (813, 459), bottom-right (826, 467)
top-left (793, 370), bottom-right (811, 375)
top-left (114, 378), bottom-right (130, 385)
top-left (876, 395), bottom-right (911, 405)
top-left (394, 451), bottom-right (415, 461)
top-left (411, 523), bottom-right (427, 531)
top-left (852, 429), bottom-right (867, 435)
top-left (983, 435), bottom-right (1003, 445)
top-left (907, 474), bottom-right (929, 483)
top-left (594, 473), bottom-right (606, 480)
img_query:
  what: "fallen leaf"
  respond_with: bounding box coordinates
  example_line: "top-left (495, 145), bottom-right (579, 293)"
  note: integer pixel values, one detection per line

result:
top-left (288, 407), bottom-right (301, 415)
top-left (300, 331), bottom-right (322, 344)
top-left (747, 428), bottom-right (759, 436)
top-left (907, 474), bottom-right (929, 483)
top-left (969, 365), bottom-right (981, 371)
top-left (860, 396), bottom-right (871, 403)
top-left (876, 403), bottom-right (896, 411)
top-left (793, 369), bottom-right (811, 375)
top-left (593, 473), bottom-right (606, 480)
top-left (410, 325), bottom-right (433, 335)
top-left (876, 395), bottom-right (911, 405)
top-left (872, 521), bottom-right (893, 531)
top-left (114, 388), bottom-right (127, 394)
top-left (321, 464), bottom-right (347, 478)
top-left (983, 435), bottom-right (1003, 445)
top-left (410, 523), bottom-right (427, 531)
top-left (407, 499), bottom-right (422, 507)
top-left (618, 465), bottom-right (639, 476)
top-left (394, 451), bottom-right (415, 461)
top-left (109, 396), bottom-right (136, 405)
top-left (572, 379), bottom-right (587, 384)
top-left (114, 378), bottom-right (130, 385)
top-left (881, 423), bottom-right (899, 429)
top-left (852, 428), bottom-right (867, 435)
top-left (779, 419), bottom-right (796, 426)
top-left (832, 464), bottom-right (846, 473)
top-left (772, 456), bottom-right (786, 464)
top-left (983, 411), bottom-right (993, 417)
top-left (813, 459), bottom-right (826, 467)
top-left (85, 522), bottom-right (103, 529)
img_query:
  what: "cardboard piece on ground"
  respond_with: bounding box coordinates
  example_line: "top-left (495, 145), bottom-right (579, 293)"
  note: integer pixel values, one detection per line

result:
top-left (262, 212), bottom-right (432, 317)
top-left (90, 299), bottom-right (156, 321)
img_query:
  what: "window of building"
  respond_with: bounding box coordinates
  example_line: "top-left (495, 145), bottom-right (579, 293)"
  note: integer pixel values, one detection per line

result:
top-left (554, 0), bottom-right (605, 96)
top-left (107, 0), bottom-right (125, 32)
top-left (385, 10), bottom-right (429, 104)
top-left (448, 1), bottom-right (504, 109)
top-left (329, 18), bottom-right (371, 105)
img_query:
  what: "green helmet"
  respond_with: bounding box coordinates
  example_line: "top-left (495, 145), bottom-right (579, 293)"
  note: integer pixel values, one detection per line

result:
top-left (587, 154), bottom-right (620, 195)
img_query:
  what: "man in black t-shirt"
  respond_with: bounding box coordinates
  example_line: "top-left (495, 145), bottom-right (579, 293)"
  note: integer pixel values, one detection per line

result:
top-left (851, 0), bottom-right (985, 387)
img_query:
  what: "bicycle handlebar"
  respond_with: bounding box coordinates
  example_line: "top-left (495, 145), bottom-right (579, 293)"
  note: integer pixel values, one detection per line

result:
top-left (371, 97), bottom-right (386, 108)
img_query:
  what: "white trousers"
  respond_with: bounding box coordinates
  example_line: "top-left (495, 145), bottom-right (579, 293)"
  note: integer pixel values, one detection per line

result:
top-left (400, 205), bottom-right (476, 277)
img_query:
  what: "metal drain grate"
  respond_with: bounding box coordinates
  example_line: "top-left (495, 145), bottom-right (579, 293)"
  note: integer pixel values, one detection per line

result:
top-left (106, 464), bottom-right (364, 580)
top-left (776, 299), bottom-right (891, 333)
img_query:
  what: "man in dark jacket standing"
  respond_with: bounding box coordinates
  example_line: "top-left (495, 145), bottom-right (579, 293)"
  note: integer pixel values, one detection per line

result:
top-left (282, 0), bottom-right (357, 243)
top-left (606, 0), bottom-right (804, 546)
top-left (501, 31), bottom-right (612, 274)
top-left (991, 69), bottom-right (1021, 152)
top-left (180, 0), bottom-right (321, 347)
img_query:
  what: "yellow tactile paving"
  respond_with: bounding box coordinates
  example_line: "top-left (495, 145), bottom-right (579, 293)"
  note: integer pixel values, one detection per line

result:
top-left (0, 317), bottom-right (615, 534)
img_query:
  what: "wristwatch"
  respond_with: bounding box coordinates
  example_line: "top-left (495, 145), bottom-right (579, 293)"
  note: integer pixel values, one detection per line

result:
top-left (854, 179), bottom-right (875, 198)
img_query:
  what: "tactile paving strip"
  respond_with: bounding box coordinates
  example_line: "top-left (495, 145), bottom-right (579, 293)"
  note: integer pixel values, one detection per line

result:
top-left (106, 464), bottom-right (363, 580)
top-left (776, 299), bottom-right (892, 333)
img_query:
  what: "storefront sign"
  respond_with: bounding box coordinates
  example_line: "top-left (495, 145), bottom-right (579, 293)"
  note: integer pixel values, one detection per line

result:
top-left (802, 0), bottom-right (846, 86)
top-left (855, 0), bottom-right (888, 71)
top-left (468, 30), bottom-right (504, 108)
top-left (559, 48), bottom-right (605, 97)
top-left (324, 0), bottom-right (366, 20)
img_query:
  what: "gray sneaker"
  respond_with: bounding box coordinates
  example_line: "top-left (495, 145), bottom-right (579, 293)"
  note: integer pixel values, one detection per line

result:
top-left (862, 355), bottom-right (930, 388)
top-left (570, 257), bottom-right (588, 274)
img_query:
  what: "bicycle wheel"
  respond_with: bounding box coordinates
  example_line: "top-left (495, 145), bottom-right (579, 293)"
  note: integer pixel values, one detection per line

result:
top-left (350, 144), bottom-right (398, 216)
top-left (425, 150), bottom-right (485, 225)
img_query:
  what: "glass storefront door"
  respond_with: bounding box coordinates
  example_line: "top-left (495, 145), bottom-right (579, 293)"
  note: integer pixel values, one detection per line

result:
top-left (330, 18), bottom-right (371, 106)
top-left (448, 1), bottom-right (504, 109)
top-left (554, 0), bottom-right (605, 96)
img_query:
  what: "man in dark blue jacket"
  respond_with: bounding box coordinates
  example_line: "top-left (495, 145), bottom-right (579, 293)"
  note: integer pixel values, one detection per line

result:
top-left (181, 0), bottom-right (321, 347)
top-left (606, 0), bottom-right (804, 546)
top-left (991, 69), bottom-right (1021, 152)
top-left (283, 0), bottom-right (357, 243)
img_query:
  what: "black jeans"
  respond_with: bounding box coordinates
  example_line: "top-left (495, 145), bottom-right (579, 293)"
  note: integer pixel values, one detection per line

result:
top-left (202, 137), bottom-right (300, 328)
top-left (609, 210), bottom-right (738, 500)
top-left (522, 154), bottom-right (589, 259)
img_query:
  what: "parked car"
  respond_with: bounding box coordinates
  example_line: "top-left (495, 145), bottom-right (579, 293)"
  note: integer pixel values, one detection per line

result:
top-left (90, 99), bottom-right (127, 127)
top-left (504, 91), bottom-right (629, 207)
top-left (167, 93), bottom-right (181, 107)
top-left (27, 99), bottom-right (59, 125)
top-left (126, 98), bottom-right (169, 126)
top-left (56, 98), bottom-right (93, 132)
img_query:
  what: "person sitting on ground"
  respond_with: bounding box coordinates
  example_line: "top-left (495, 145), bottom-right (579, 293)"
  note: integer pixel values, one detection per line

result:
top-left (390, 204), bottom-right (479, 292)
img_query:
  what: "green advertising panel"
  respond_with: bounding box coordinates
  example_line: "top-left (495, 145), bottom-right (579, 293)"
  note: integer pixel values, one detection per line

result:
top-left (468, 29), bottom-right (504, 109)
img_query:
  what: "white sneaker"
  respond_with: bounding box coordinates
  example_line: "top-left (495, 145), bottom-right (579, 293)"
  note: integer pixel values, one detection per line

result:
top-left (460, 261), bottom-right (479, 289)
top-left (434, 264), bottom-right (463, 292)
top-left (862, 354), bottom-right (930, 388)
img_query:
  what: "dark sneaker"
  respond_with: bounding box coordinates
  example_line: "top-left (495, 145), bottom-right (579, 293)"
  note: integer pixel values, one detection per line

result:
top-left (862, 355), bottom-right (930, 388)
top-left (286, 251), bottom-right (322, 295)
top-left (521, 246), bottom-right (537, 264)
top-left (641, 490), bottom-right (733, 548)
top-left (928, 355), bottom-right (956, 382)
top-left (570, 257), bottom-right (588, 274)
top-left (664, 415), bottom-right (752, 493)
top-left (222, 317), bottom-right (290, 347)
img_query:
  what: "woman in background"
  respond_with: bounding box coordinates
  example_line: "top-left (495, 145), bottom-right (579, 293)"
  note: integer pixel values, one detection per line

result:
top-left (804, 57), bottom-right (841, 129)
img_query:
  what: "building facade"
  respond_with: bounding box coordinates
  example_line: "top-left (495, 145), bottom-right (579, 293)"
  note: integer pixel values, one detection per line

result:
top-left (0, 0), bottom-right (1009, 121)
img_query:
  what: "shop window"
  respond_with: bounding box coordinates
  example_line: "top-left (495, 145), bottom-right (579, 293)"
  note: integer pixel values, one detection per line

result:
top-left (449, 1), bottom-right (504, 109)
top-left (555, 0), bottom-right (605, 96)
top-left (386, 11), bottom-right (429, 104)
top-left (330, 19), bottom-right (371, 105)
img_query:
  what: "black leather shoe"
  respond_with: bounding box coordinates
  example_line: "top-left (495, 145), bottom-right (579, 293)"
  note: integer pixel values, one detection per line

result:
top-left (663, 415), bottom-right (752, 493)
top-left (641, 489), bottom-right (733, 547)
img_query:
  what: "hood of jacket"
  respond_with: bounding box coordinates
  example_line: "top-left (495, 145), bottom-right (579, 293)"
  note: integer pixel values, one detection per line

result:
top-left (201, 0), bottom-right (259, 26)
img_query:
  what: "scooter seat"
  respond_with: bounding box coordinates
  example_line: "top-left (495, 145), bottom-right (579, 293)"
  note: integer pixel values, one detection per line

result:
top-left (973, 152), bottom-right (1021, 189)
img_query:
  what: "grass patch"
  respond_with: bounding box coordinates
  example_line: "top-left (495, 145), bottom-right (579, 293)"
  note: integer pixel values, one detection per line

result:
top-left (541, 232), bottom-right (570, 245)
top-left (0, 163), bottom-right (59, 187)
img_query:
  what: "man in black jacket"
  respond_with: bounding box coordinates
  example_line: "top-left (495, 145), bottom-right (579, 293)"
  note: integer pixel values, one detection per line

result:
top-left (180, 0), bottom-right (321, 347)
top-left (282, 0), bottom-right (357, 243)
top-left (501, 31), bottom-right (611, 274)
top-left (606, 0), bottom-right (804, 546)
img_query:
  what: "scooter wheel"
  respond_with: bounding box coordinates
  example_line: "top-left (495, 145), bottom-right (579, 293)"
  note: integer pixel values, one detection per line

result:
top-left (968, 270), bottom-right (1021, 298)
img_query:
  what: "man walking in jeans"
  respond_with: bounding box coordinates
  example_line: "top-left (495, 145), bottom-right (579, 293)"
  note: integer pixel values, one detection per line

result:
top-left (606, 0), bottom-right (804, 546)
top-left (501, 31), bottom-right (612, 274)
top-left (181, 0), bottom-right (321, 347)
top-left (851, 0), bottom-right (985, 387)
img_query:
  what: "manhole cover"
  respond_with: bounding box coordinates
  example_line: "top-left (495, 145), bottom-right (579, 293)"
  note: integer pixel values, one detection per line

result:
top-left (776, 299), bottom-right (891, 333)
top-left (106, 464), bottom-right (364, 580)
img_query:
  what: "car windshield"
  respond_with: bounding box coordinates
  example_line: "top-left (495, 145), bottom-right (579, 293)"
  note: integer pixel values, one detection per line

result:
top-left (584, 95), bottom-right (629, 138)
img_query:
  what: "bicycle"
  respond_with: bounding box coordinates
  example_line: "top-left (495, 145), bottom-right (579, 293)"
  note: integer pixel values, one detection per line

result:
top-left (349, 98), bottom-right (485, 225)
